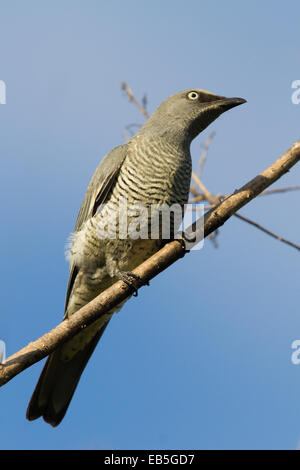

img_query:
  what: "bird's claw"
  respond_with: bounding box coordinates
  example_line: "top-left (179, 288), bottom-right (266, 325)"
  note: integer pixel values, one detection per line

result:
top-left (117, 271), bottom-right (144, 296)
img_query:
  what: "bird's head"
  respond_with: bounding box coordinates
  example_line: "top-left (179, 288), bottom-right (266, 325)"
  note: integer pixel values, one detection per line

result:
top-left (140, 89), bottom-right (246, 144)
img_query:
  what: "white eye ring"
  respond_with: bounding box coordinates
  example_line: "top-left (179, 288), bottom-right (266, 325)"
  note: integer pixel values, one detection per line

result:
top-left (187, 91), bottom-right (199, 101)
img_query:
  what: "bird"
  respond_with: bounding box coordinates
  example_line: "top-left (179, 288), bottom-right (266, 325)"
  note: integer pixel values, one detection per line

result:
top-left (26, 88), bottom-right (246, 426)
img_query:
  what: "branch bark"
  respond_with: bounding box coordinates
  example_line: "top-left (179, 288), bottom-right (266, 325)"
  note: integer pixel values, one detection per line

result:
top-left (1, 140), bottom-right (300, 386)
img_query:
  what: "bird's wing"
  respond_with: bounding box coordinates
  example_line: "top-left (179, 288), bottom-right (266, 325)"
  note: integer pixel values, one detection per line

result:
top-left (64, 143), bottom-right (128, 312)
top-left (74, 143), bottom-right (128, 232)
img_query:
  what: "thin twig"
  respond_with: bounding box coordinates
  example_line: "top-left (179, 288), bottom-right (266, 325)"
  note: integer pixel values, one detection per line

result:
top-left (221, 185), bottom-right (300, 201)
top-left (192, 163), bottom-right (300, 252)
top-left (191, 190), bottom-right (300, 252)
top-left (234, 212), bottom-right (300, 251)
top-left (191, 193), bottom-right (300, 251)
top-left (121, 82), bottom-right (149, 119)
top-left (188, 194), bottom-right (206, 203)
top-left (197, 132), bottom-right (215, 177)
top-left (189, 186), bottom-right (204, 198)
top-left (142, 94), bottom-right (148, 112)
top-left (191, 172), bottom-right (220, 204)
top-left (207, 230), bottom-right (219, 248)
top-left (190, 174), bottom-right (221, 247)
top-left (260, 185), bottom-right (300, 196)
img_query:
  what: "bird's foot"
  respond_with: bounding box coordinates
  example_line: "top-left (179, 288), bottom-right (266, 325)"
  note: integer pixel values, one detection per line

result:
top-left (116, 271), bottom-right (148, 296)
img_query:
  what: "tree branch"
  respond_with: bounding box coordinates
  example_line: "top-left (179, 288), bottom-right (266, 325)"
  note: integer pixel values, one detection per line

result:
top-left (260, 185), bottom-right (300, 196)
top-left (197, 132), bottom-right (215, 177)
top-left (1, 140), bottom-right (300, 386)
top-left (191, 147), bottom-right (300, 251)
top-left (121, 82), bottom-right (149, 119)
top-left (234, 212), bottom-right (300, 251)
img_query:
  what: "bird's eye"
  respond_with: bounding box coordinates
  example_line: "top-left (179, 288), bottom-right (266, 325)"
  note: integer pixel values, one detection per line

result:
top-left (187, 91), bottom-right (199, 101)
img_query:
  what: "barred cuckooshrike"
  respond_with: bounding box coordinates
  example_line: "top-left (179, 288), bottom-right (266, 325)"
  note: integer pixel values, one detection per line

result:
top-left (26, 89), bottom-right (246, 426)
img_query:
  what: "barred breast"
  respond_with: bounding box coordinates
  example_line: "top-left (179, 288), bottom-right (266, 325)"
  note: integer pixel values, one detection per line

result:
top-left (70, 135), bottom-right (191, 275)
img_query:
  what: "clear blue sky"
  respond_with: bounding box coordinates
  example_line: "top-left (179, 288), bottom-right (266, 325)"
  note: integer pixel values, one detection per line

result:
top-left (0, 0), bottom-right (300, 450)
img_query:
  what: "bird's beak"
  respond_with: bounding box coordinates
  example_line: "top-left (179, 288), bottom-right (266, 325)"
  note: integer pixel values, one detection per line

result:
top-left (216, 96), bottom-right (247, 111)
top-left (186, 93), bottom-right (247, 139)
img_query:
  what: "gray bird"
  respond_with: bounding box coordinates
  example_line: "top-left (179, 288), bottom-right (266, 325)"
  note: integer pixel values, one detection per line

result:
top-left (26, 89), bottom-right (246, 426)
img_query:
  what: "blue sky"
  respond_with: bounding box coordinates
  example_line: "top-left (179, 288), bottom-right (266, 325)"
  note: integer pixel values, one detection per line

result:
top-left (0, 0), bottom-right (300, 450)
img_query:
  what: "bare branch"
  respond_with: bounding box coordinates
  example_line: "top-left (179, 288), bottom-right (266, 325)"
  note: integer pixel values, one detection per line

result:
top-left (121, 82), bottom-right (149, 120)
top-left (191, 172), bottom-right (220, 204)
top-left (197, 132), bottom-right (215, 177)
top-left (260, 185), bottom-right (300, 196)
top-left (188, 194), bottom-right (206, 203)
top-left (218, 185), bottom-right (300, 202)
top-left (1, 140), bottom-right (300, 386)
top-left (234, 212), bottom-right (300, 251)
top-left (201, 141), bottom-right (300, 237)
top-left (192, 155), bottom-right (300, 252)
top-left (142, 93), bottom-right (148, 112)
top-left (191, 198), bottom-right (300, 251)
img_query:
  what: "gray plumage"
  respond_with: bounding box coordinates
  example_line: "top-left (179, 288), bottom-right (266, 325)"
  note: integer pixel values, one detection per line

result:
top-left (26, 89), bottom-right (246, 426)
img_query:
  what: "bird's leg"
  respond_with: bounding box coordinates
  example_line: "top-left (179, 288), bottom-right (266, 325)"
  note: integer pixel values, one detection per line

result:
top-left (107, 256), bottom-right (150, 296)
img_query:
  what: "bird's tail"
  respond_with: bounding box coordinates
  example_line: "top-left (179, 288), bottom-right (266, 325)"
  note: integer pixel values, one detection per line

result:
top-left (26, 322), bottom-right (108, 427)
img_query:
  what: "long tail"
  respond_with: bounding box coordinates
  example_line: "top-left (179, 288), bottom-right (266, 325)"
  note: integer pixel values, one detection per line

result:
top-left (26, 322), bottom-right (108, 427)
